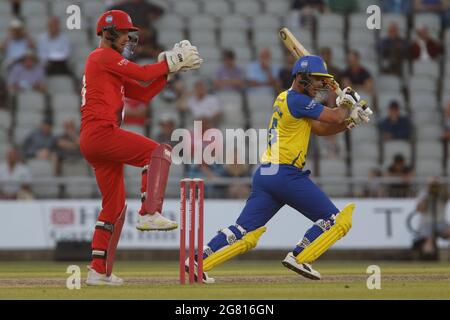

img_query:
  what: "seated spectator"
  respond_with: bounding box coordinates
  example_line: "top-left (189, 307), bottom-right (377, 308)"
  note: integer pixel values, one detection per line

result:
top-left (328, 0), bottom-right (358, 14)
top-left (123, 97), bottom-right (148, 128)
top-left (413, 176), bottom-right (450, 259)
top-left (7, 50), bottom-right (46, 93)
top-left (379, 100), bottom-right (412, 140)
top-left (156, 114), bottom-right (177, 147)
top-left (0, 19), bottom-right (35, 69)
top-left (386, 153), bottom-right (415, 197)
top-left (382, 0), bottom-right (412, 13)
top-left (37, 16), bottom-right (71, 75)
top-left (410, 25), bottom-right (442, 61)
top-left (278, 50), bottom-right (297, 91)
top-left (290, 0), bottom-right (326, 29)
top-left (185, 80), bottom-right (221, 127)
top-left (0, 145), bottom-right (33, 200)
top-left (246, 48), bottom-right (280, 94)
top-left (22, 119), bottom-right (56, 160)
top-left (213, 49), bottom-right (245, 93)
top-left (55, 119), bottom-right (81, 162)
top-left (342, 50), bottom-right (374, 95)
top-left (378, 23), bottom-right (409, 76)
top-left (110, 0), bottom-right (165, 60)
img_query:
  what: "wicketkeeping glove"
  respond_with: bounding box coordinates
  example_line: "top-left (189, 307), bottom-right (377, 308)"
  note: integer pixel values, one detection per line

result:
top-left (158, 40), bottom-right (203, 73)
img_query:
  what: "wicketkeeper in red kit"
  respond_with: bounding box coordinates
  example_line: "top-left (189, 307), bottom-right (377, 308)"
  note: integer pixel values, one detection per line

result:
top-left (80, 10), bottom-right (203, 286)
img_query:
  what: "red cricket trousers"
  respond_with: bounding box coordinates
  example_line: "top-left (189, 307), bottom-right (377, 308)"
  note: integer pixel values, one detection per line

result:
top-left (80, 120), bottom-right (158, 273)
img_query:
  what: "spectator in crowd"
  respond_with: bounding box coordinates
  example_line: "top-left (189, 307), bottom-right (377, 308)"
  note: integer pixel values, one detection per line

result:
top-left (156, 114), bottom-right (177, 147)
top-left (184, 79), bottom-right (221, 127)
top-left (7, 50), bottom-right (46, 93)
top-left (342, 50), bottom-right (374, 95)
top-left (290, 0), bottom-right (326, 29)
top-left (327, 0), bottom-right (359, 14)
top-left (213, 49), bottom-right (245, 93)
top-left (0, 19), bottom-right (35, 69)
top-left (378, 22), bottom-right (409, 76)
top-left (22, 119), bottom-right (56, 161)
top-left (0, 145), bottom-right (33, 200)
top-left (110, 0), bottom-right (165, 60)
top-left (37, 16), bottom-right (71, 75)
top-left (246, 48), bottom-right (280, 94)
top-left (221, 148), bottom-right (251, 199)
top-left (361, 168), bottom-right (385, 198)
top-left (123, 97), bottom-right (148, 128)
top-left (278, 50), bottom-right (297, 91)
top-left (410, 25), bottom-right (443, 61)
top-left (413, 177), bottom-right (450, 259)
top-left (386, 153), bottom-right (415, 197)
top-left (379, 100), bottom-right (412, 140)
top-left (55, 119), bottom-right (81, 162)
top-left (382, 0), bottom-right (412, 13)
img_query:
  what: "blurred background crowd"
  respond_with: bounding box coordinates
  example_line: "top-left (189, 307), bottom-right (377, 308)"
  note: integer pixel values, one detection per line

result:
top-left (0, 0), bottom-right (450, 202)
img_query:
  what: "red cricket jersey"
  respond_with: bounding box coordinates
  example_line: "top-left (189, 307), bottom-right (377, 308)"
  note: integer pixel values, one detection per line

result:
top-left (81, 47), bottom-right (168, 128)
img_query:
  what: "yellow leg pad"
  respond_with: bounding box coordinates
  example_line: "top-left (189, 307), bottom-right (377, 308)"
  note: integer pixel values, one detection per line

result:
top-left (296, 203), bottom-right (355, 264)
top-left (203, 226), bottom-right (267, 272)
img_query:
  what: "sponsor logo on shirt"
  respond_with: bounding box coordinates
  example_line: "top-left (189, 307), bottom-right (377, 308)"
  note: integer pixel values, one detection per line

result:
top-left (306, 100), bottom-right (317, 110)
top-left (118, 59), bottom-right (129, 66)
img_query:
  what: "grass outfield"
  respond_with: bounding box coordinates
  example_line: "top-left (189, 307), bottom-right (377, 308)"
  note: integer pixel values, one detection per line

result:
top-left (0, 261), bottom-right (449, 299)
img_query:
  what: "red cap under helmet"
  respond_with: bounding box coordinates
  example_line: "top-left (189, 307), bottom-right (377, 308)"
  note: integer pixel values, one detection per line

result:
top-left (96, 10), bottom-right (139, 35)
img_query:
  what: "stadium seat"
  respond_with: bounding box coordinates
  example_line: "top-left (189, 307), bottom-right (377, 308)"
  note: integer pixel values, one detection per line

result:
top-left (317, 31), bottom-right (344, 49)
top-left (22, 0), bottom-right (47, 17)
top-left (416, 142), bottom-right (443, 161)
top-left (158, 29), bottom-right (185, 47)
top-left (251, 15), bottom-right (281, 31)
top-left (48, 76), bottom-right (74, 94)
top-left (348, 30), bottom-right (376, 47)
top-left (125, 165), bottom-right (142, 198)
top-left (351, 124), bottom-right (378, 144)
top-left (233, 0), bottom-right (262, 15)
top-left (155, 13), bottom-right (185, 31)
top-left (262, 0), bottom-right (291, 16)
top-left (412, 109), bottom-right (441, 125)
top-left (0, 110), bottom-right (11, 131)
top-left (221, 29), bottom-right (248, 50)
top-left (352, 159), bottom-right (379, 177)
top-left (187, 15), bottom-right (217, 31)
top-left (352, 142), bottom-right (379, 161)
top-left (189, 30), bottom-right (217, 46)
top-left (416, 159), bottom-right (443, 177)
top-left (378, 93), bottom-right (406, 114)
top-left (253, 32), bottom-right (281, 47)
top-left (16, 110), bottom-right (44, 128)
top-left (197, 46), bottom-right (221, 63)
top-left (413, 61), bottom-right (440, 79)
top-left (383, 141), bottom-right (412, 164)
top-left (167, 163), bottom-right (185, 197)
top-left (246, 91), bottom-right (275, 113)
top-left (409, 93), bottom-right (439, 110)
top-left (216, 92), bottom-right (245, 128)
top-left (81, 1), bottom-right (106, 19)
top-left (416, 124), bottom-right (442, 141)
top-left (376, 75), bottom-right (402, 93)
top-left (28, 159), bottom-right (59, 198)
top-left (318, 13), bottom-right (344, 32)
top-left (203, 1), bottom-right (232, 17)
top-left (16, 91), bottom-right (46, 113)
top-left (219, 14), bottom-right (248, 31)
top-left (233, 46), bottom-right (252, 63)
top-left (26, 17), bottom-right (47, 33)
top-left (173, 0), bottom-right (200, 16)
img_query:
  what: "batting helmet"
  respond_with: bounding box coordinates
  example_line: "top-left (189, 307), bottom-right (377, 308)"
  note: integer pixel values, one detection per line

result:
top-left (291, 55), bottom-right (333, 78)
top-left (96, 10), bottom-right (139, 36)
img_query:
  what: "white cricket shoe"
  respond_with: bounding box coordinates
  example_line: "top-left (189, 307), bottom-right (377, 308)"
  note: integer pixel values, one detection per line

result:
top-left (136, 212), bottom-right (178, 231)
top-left (184, 258), bottom-right (215, 284)
top-left (85, 266), bottom-right (124, 286)
top-left (282, 252), bottom-right (321, 280)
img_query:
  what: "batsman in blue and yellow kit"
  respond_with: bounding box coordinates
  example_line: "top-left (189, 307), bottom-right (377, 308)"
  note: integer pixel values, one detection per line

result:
top-left (190, 55), bottom-right (373, 282)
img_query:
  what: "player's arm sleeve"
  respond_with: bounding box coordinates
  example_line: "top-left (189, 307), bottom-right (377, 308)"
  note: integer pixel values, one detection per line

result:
top-left (123, 76), bottom-right (168, 103)
top-left (286, 93), bottom-right (324, 120)
top-left (99, 50), bottom-right (169, 82)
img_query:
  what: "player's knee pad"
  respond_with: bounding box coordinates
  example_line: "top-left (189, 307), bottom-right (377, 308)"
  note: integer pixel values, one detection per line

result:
top-left (296, 203), bottom-right (355, 264)
top-left (143, 144), bottom-right (172, 214)
top-left (203, 225), bottom-right (266, 272)
top-left (92, 205), bottom-right (127, 276)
